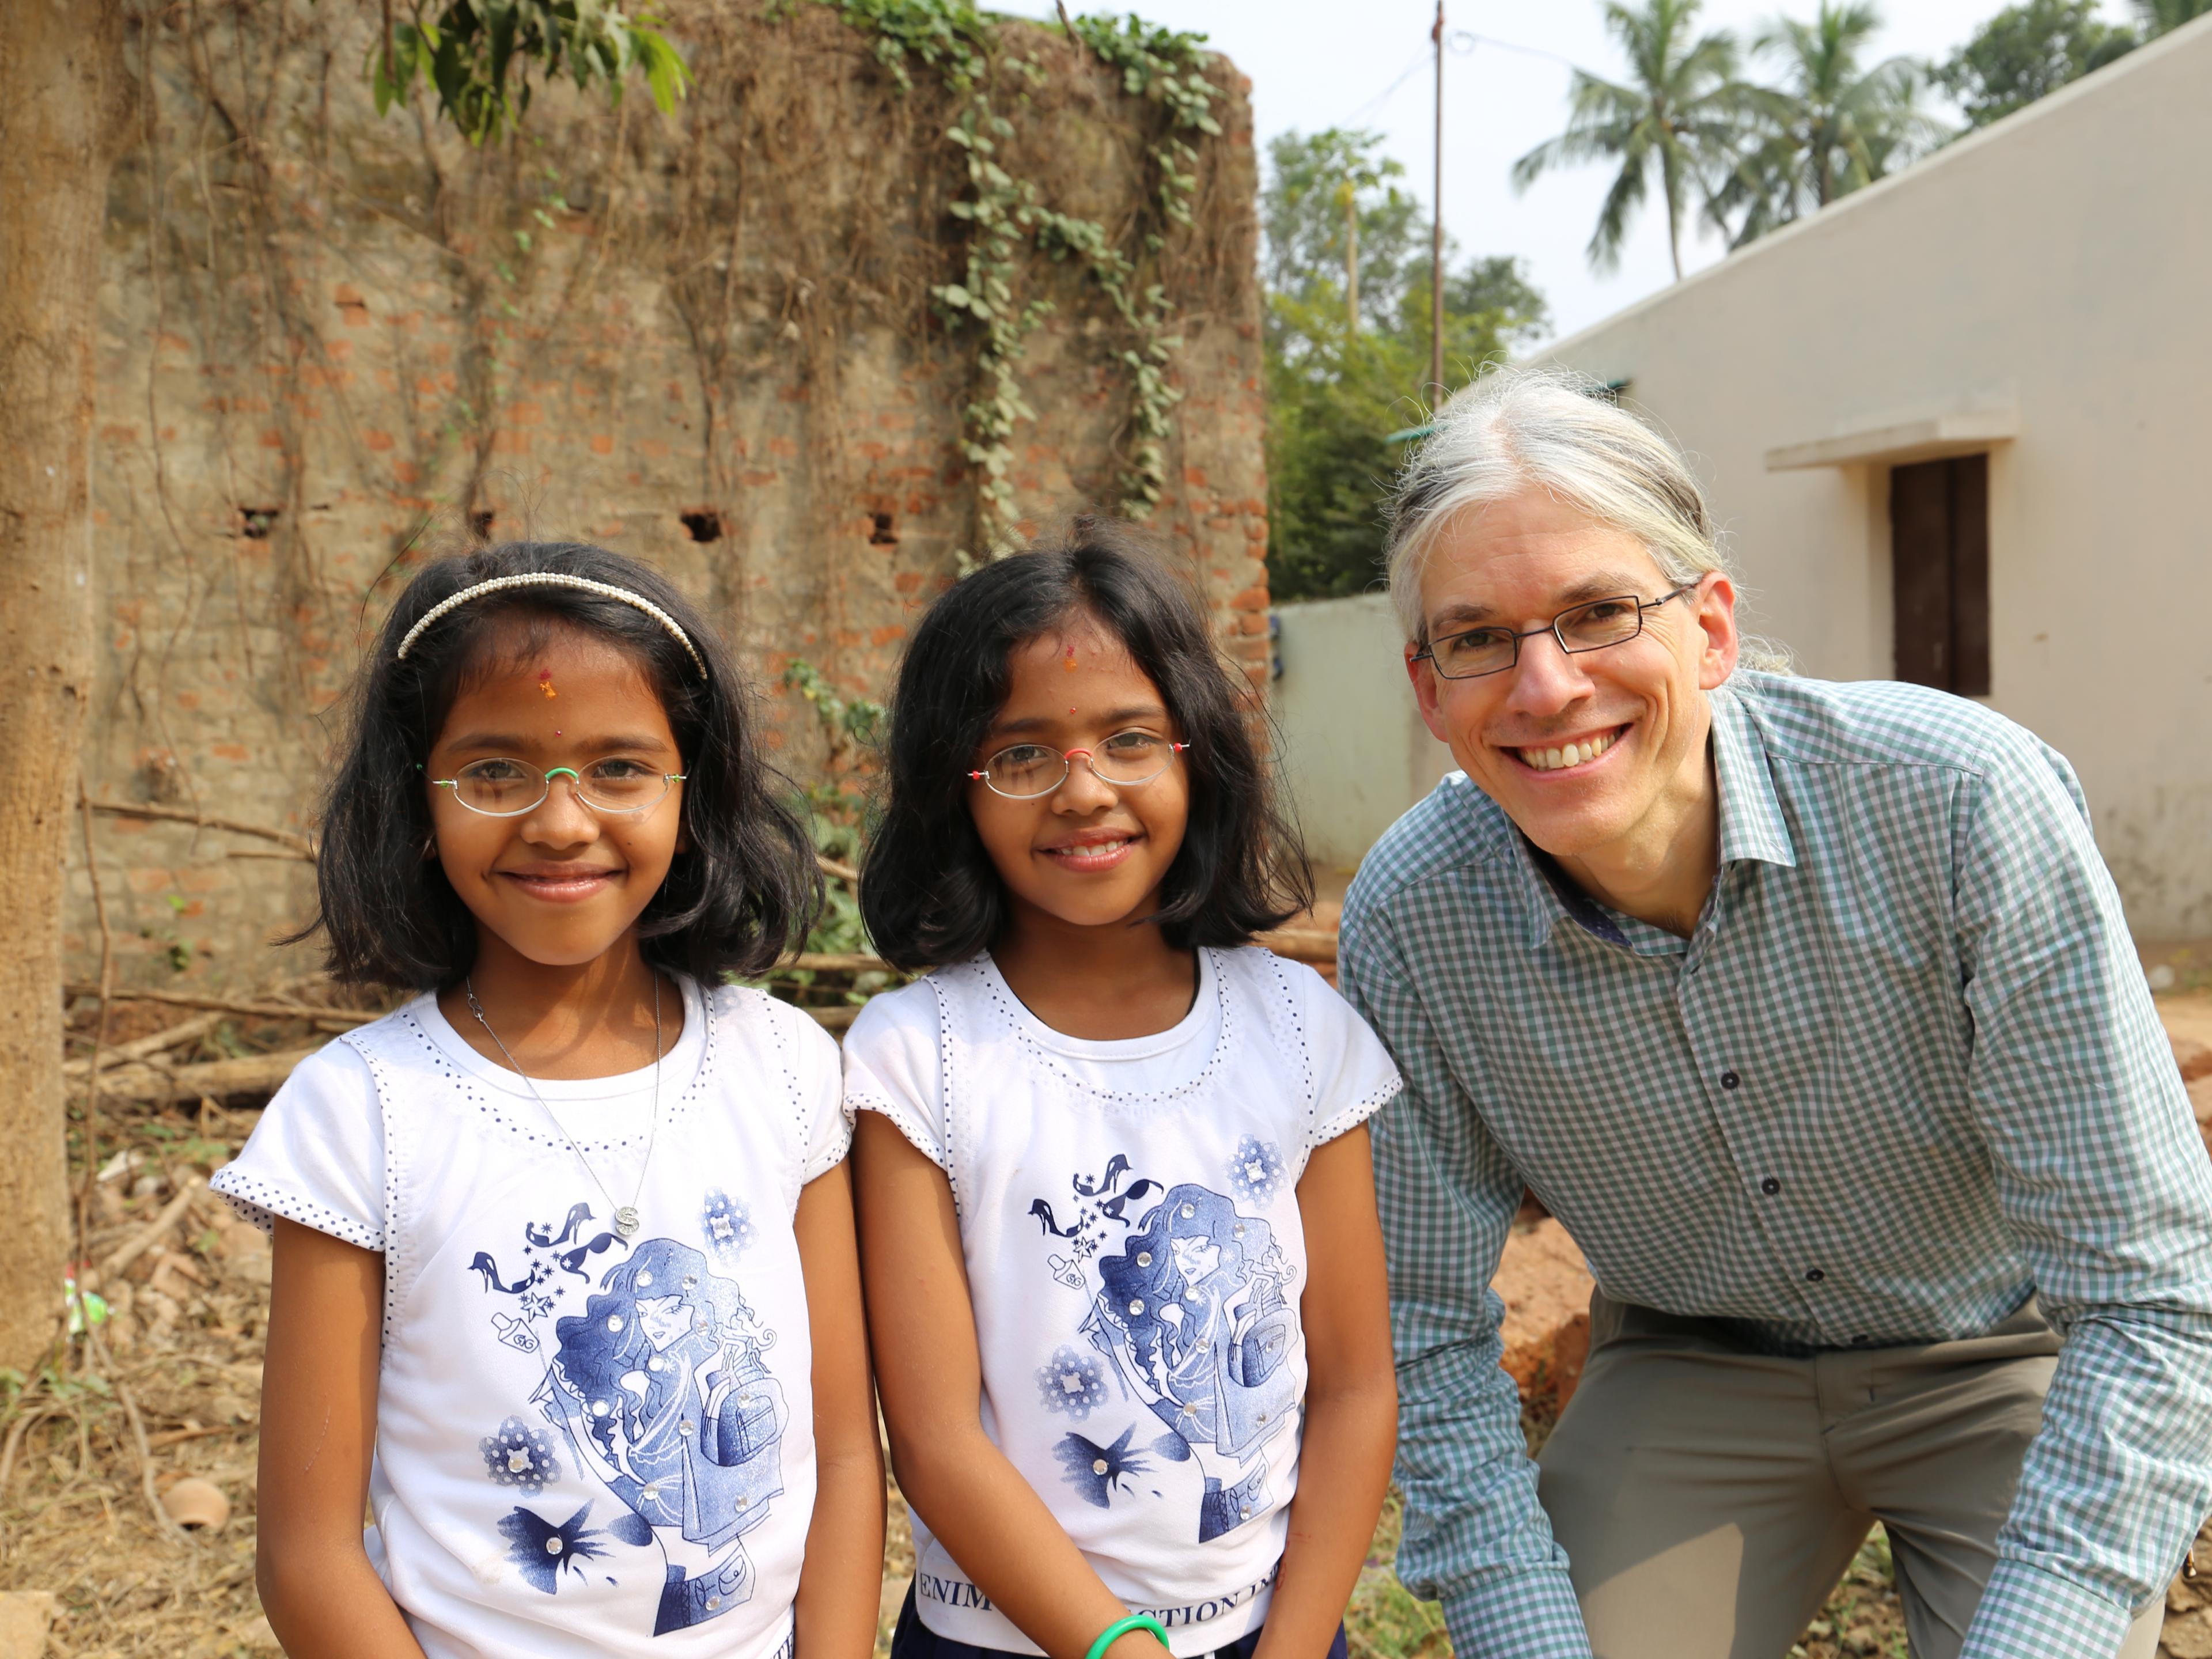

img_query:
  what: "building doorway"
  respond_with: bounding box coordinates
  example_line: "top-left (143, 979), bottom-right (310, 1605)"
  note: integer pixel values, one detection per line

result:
top-left (1889, 453), bottom-right (1990, 695)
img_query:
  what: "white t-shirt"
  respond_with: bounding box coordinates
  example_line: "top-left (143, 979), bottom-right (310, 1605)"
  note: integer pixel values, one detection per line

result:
top-left (842, 947), bottom-right (1401, 1657)
top-left (212, 978), bottom-right (849, 1659)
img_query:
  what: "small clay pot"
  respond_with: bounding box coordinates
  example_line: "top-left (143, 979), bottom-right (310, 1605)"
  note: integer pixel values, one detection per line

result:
top-left (161, 1476), bottom-right (230, 1532)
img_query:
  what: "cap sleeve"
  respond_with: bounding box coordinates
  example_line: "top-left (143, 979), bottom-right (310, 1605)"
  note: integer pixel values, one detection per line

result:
top-left (208, 1036), bottom-right (385, 1251)
top-left (1297, 962), bottom-right (1404, 1152)
top-left (841, 982), bottom-right (949, 1171)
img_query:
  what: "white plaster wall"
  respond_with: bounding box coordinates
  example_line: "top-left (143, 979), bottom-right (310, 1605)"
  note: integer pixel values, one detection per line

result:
top-left (1272, 595), bottom-right (1457, 872)
top-left (1532, 16), bottom-right (2212, 937)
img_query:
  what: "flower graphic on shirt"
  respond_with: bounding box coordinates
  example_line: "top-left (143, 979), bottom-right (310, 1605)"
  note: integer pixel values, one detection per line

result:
top-left (1051, 1423), bottom-right (1150, 1509)
top-left (482, 1416), bottom-right (561, 1495)
top-left (1225, 1137), bottom-right (1286, 1207)
top-left (1036, 1345), bottom-right (1108, 1421)
top-left (498, 1501), bottom-right (609, 1593)
top-left (700, 1188), bottom-right (755, 1266)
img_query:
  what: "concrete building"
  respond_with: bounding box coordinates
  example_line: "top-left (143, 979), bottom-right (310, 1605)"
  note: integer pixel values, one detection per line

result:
top-left (1276, 15), bottom-right (2212, 935)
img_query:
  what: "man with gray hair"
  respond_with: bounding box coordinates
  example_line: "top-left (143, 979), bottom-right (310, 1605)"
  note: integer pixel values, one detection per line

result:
top-left (1338, 365), bottom-right (2212, 1659)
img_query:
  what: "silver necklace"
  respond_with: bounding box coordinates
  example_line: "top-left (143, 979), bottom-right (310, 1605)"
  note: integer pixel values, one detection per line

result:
top-left (464, 974), bottom-right (662, 1241)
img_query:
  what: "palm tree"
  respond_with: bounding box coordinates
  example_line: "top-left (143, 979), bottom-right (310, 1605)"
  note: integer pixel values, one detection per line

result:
top-left (2133, 0), bottom-right (2211, 33)
top-left (1511, 0), bottom-right (1749, 281)
top-left (1709, 2), bottom-right (1948, 248)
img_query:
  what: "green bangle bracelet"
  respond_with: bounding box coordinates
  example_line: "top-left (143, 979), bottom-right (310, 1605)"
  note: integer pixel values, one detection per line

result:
top-left (1084, 1613), bottom-right (1171, 1659)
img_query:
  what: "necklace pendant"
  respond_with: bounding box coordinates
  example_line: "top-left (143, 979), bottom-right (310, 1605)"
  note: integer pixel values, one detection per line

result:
top-left (613, 1206), bottom-right (642, 1241)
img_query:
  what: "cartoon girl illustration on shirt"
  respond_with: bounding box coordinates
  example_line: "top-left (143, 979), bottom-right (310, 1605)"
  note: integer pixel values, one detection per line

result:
top-left (1089, 1183), bottom-right (1298, 1541)
top-left (537, 1237), bottom-right (786, 1634)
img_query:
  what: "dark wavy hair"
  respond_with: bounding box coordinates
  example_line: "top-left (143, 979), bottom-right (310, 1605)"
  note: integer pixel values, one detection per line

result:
top-left (859, 517), bottom-right (1310, 969)
top-left (298, 540), bottom-right (820, 988)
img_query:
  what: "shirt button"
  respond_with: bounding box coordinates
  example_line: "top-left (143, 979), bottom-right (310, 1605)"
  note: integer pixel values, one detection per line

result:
top-left (1721, 1070), bottom-right (1741, 1090)
top-left (1805, 1268), bottom-right (1825, 1283)
top-left (1760, 1176), bottom-right (1781, 1196)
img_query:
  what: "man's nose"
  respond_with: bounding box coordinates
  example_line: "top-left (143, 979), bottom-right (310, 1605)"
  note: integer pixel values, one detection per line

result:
top-left (1501, 628), bottom-right (1594, 716)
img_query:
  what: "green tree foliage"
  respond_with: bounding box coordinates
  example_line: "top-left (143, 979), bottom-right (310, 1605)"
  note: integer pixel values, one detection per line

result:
top-left (1707, 1), bottom-right (1946, 248)
top-left (1262, 131), bottom-right (1547, 603)
top-left (2133, 0), bottom-right (2212, 34)
top-left (1510, 0), bottom-right (1751, 279)
top-left (1934, 0), bottom-right (2135, 130)
top-left (1259, 128), bottom-right (1426, 331)
top-left (369, 0), bottom-right (693, 145)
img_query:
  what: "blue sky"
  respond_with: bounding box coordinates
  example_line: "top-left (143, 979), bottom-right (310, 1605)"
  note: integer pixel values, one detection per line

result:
top-left (998, 0), bottom-right (2137, 342)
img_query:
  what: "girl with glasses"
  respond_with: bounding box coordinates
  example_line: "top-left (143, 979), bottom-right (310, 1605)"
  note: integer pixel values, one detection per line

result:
top-left (847, 518), bottom-right (1402, 1659)
top-left (210, 542), bottom-right (882, 1659)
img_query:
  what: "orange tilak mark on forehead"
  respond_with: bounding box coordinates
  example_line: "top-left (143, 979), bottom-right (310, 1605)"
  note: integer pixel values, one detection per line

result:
top-left (538, 670), bottom-right (557, 699)
top-left (1063, 646), bottom-right (1077, 671)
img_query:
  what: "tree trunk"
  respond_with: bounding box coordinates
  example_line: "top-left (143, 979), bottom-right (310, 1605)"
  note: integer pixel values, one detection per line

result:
top-left (0, 0), bottom-right (126, 1373)
top-left (1343, 190), bottom-right (1359, 336)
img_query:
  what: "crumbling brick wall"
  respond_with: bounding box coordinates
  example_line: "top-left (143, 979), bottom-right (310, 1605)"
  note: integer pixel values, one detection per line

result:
top-left (77, 0), bottom-right (1267, 988)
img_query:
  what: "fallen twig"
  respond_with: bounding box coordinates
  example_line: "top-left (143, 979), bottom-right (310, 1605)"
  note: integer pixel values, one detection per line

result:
top-left (92, 1177), bottom-right (206, 1287)
top-left (787, 952), bottom-right (889, 975)
top-left (144, 1423), bottom-right (247, 1451)
top-left (65, 984), bottom-right (380, 1024)
top-left (0, 1403), bottom-right (58, 1493)
top-left (84, 1323), bottom-right (181, 1544)
top-left (94, 1047), bottom-right (320, 1106)
top-left (65, 1012), bottom-right (225, 1080)
top-left (88, 797), bottom-right (316, 856)
top-left (817, 853), bottom-right (859, 884)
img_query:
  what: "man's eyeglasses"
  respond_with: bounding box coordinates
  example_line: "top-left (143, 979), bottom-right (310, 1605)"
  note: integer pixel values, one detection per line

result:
top-left (429, 758), bottom-right (685, 817)
top-left (968, 731), bottom-right (1189, 801)
top-left (1412, 581), bottom-right (1700, 680)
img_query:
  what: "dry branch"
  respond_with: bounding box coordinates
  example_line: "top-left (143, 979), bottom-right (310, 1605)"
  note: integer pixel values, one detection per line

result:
top-left (66, 984), bottom-right (380, 1024)
top-left (92, 1178), bottom-right (206, 1287)
top-left (88, 797), bottom-right (316, 855)
top-left (93, 1048), bottom-right (320, 1105)
top-left (788, 952), bottom-right (888, 974)
top-left (817, 853), bottom-right (859, 884)
top-left (64, 1012), bottom-right (225, 1080)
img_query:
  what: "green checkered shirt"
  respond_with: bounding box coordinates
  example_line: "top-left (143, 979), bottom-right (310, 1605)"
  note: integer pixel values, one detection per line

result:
top-left (1339, 672), bottom-right (2212, 1659)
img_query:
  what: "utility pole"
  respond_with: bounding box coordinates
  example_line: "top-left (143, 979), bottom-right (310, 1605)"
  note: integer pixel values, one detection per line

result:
top-left (1430, 0), bottom-right (1446, 402)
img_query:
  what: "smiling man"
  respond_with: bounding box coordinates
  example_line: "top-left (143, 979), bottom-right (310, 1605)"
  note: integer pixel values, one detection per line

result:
top-left (1336, 367), bottom-right (2212, 1659)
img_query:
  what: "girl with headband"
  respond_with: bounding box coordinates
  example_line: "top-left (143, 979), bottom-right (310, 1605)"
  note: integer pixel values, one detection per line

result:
top-left (213, 541), bottom-right (883, 1659)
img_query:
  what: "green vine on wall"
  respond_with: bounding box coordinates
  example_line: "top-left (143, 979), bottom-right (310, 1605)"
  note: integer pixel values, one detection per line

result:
top-left (831, 0), bottom-right (1219, 563)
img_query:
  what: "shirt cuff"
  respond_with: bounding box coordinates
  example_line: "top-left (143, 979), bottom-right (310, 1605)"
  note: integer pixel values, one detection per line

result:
top-left (1959, 1557), bottom-right (2135, 1659)
top-left (1442, 1563), bottom-right (1592, 1659)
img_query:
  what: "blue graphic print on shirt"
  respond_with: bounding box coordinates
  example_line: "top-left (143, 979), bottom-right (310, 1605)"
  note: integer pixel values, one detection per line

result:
top-left (1029, 1161), bottom-right (1299, 1543)
top-left (466, 1202), bottom-right (789, 1637)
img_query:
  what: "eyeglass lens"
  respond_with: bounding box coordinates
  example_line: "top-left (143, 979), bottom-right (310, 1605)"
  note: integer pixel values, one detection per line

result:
top-left (978, 731), bottom-right (1179, 799)
top-left (444, 758), bottom-right (676, 816)
top-left (1430, 595), bottom-right (1648, 679)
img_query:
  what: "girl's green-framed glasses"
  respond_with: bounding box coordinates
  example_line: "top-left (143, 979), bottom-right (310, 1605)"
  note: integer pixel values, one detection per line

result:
top-left (429, 757), bottom-right (685, 817)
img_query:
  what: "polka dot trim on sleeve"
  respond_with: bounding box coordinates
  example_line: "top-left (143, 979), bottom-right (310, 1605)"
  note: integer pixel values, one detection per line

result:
top-left (207, 1168), bottom-right (382, 1252)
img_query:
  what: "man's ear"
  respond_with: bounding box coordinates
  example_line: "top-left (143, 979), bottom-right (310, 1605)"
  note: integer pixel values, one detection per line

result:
top-left (1694, 573), bottom-right (1741, 690)
top-left (1405, 641), bottom-right (1454, 745)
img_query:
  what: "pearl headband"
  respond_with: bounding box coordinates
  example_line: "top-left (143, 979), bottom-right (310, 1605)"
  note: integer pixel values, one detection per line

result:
top-left (393, 573), bottom-right (708, 679)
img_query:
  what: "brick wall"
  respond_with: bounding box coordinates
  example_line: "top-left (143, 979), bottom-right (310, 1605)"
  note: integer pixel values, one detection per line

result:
top-left (75, 1), bottom-right (1267, 988)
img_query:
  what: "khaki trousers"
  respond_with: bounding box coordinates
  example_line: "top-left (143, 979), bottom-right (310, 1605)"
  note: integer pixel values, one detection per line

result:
top-left (1535, 1294), bottom-right (2168, 1659)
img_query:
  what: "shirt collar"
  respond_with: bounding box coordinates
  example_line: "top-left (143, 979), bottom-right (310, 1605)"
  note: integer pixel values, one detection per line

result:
top-left (1505, 680), bottom-right (1797, 950)
top-left (1709, 681), bottom-right (1798, 872)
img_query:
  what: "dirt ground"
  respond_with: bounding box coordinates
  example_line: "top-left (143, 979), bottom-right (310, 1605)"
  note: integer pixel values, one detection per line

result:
top-left (5, 985), bottom-right (2210, 1658)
